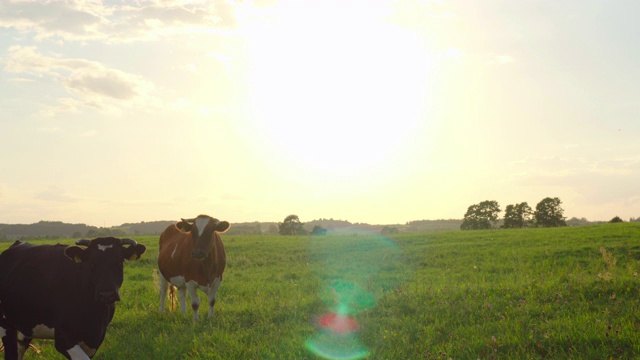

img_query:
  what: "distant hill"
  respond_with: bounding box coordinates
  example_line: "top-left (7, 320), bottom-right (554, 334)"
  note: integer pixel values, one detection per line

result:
top-left (0, 220), bottom-right (178, 241)
top-left (0, 216), bottom-right (616, 241)
top-left (404, 219), bottom-right (464, 232)
top-left (0, 221), bottom-right (98, 241)
top-left (0, 218), bottom-right (462, 240)
top-left (114, 221), bottom-right (177, 236)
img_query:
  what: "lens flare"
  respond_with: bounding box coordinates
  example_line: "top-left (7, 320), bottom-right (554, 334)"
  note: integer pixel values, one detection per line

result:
top-left (305, 330), bottom-right (370, 360)
top-left (306, 232), bottom-right (405, 359)
top-left (318, 313), bottom-right (359, 334)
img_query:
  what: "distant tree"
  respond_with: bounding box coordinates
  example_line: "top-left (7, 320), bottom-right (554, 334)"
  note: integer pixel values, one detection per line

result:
top-left (503, 202), bottom-right (533, 229)
top-left (460, 200), bottom-right (501, 230)
top-left (85, 229), bottom-right (99, 238)
top-left (380, 226), bottom-right (399, 235)
top-left (114, 229), bottom-right (127, 236)
top-left (278, 215), bottom-right (306, 235)
top-left (267, 224), bottom-right (279, 235)
top-left (609, 216), bottom-right (624, 223)
top-left (311, 225), bottom-right (327, 235)
top-left (534, 197), bottom-right (567, 227)
top-left (566, 217), bottom-right (590, 226)
top-left (227, 223), bottom-right (263, 235)
top-left (85, 227), bottom-right (126, 238)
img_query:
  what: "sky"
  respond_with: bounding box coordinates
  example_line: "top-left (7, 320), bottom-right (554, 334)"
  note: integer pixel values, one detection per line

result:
top-left (1, 0), bottom-right (639, 227)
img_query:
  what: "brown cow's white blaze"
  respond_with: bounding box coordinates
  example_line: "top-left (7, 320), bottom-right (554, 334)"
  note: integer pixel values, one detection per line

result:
top-left (195, 217), bottom-right (210, 237)
top-left (158, 215), bottom-right (229, 322)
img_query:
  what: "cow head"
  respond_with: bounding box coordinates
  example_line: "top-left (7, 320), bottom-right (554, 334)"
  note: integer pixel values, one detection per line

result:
top-left (179, 215), bottom-right (230, 259)
top-left (64, 237), bottom-right (147, 304)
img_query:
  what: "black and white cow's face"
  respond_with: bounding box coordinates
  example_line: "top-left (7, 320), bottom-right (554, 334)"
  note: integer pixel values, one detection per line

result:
top-left (181, 215), bottom-right (230, 259)
top-left (64, 237), bottom-right (146, 304)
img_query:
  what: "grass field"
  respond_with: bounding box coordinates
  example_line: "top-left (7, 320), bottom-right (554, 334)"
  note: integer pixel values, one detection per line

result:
top-left (1, 223), bottom-right (640, 359)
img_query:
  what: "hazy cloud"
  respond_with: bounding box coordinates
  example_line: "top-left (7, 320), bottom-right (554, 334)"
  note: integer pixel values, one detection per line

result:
top-left (5, 46), bottom-right (155, 114)
top-left (0, 0), bottom-right (236, 43)
top-left (37, 97), bottom-right (85, 116)
top-left (508, 155), bottom-right (640, 205)
top-left (36, 185), bottom-right (78, 203)
top-left (0, 0), bottom-right (105, 41)
top-left (8, 77), bottom-right (37, 83)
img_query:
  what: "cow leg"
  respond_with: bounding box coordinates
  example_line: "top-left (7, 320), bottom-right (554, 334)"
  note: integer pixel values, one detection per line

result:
top-left (64, 344), bottom-right (91, 360)
top-left (1, 325), bottom-right (18, 360)
top-left (207, 276), bottom-right (222, 319)
top-left (16, 333), bottom-right (32, 360)
top-left (177, 286), bottom-right (188, 314)
top-left (159, 273), bottom-right (169, 313)
top-left (186, 282), bottom-right (201, 321)
top-left (55, 330), bottom-right (92, 360)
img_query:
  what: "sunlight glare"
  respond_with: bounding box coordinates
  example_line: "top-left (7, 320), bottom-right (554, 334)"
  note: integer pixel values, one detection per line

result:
top-left (240, 0), bottom-right (432, 176)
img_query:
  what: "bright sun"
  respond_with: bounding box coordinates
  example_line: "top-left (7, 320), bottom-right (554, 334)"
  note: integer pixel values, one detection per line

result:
top-left (238, 1), bottom-right (431, 177)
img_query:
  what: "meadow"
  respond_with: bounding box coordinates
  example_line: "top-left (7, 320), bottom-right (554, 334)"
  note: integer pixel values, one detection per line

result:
top-left (1, 223), bottom-right (639, 359)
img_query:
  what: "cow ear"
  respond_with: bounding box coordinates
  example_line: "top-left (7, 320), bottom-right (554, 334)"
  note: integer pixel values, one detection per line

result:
top-left (215, 221), bottom-right (230, 233)
top-left (64, 246), bottom-right (87, 263)
top-left (176, 221), bottom-right (193, 233)
top-left (123, 244), bottom-right (147, 261)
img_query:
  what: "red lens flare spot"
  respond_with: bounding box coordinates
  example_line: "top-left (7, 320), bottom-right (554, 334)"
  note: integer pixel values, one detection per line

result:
top-left (318, 313), bottom-right (359, 334)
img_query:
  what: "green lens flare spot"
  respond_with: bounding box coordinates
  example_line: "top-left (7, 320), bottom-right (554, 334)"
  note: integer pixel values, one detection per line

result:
top-left (305, 331), bottom-right (370, 360)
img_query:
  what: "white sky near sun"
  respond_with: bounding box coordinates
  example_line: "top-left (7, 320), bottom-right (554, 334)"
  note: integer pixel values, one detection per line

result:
top-left (0, 0), bottom-right (639, 227)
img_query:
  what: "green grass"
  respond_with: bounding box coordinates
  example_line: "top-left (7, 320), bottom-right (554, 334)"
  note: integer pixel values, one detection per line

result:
top-left (2, 223), bottom-right (640, 359)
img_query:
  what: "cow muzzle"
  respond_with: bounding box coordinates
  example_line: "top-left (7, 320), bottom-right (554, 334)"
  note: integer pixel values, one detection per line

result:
top-left (191, 249), bottom-right (206, 259)
top-left (96, 290), bottom-right (121, 304)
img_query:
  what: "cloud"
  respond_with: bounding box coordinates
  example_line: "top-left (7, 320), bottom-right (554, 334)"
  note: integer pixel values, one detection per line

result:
top-left (0, 0), bottom-right (104, 41)
top-left (494, 154), bottom-right (640, 221)
top-left (4, 46), bottom-right (155, 115)
top-left (8, 77), bottom-right (37, 83)
top-left (0, 0), bottom-right (236, 43)
top-left (507, 155), bottom-right (640, 205)
top-left (35, 185), bottom-right (78, 203)
top-left (63, 67), bottom-right (140, 100)
top-left (37, 97), bottom-right (85, 116)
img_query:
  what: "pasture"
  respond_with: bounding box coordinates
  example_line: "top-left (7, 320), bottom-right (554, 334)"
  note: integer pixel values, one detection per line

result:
top-left (1, 223), bottom-right (640, 359)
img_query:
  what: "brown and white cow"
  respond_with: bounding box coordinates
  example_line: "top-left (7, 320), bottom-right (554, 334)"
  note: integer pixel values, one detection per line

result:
top-left (157, 215), bottom-right (229, 321)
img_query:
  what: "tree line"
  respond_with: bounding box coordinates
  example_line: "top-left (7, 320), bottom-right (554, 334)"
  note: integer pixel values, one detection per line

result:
top-left (277, 215), bottom-right (328, 235)
top-left (461, 197), bottom-right (567, 230)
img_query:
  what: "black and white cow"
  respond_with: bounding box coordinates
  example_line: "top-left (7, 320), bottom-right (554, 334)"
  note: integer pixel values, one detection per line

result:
top-left (0, 237), bottom-right (146, 360)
